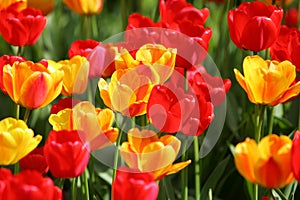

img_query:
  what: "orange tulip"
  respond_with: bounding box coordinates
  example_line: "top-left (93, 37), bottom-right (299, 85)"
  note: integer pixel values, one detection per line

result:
top-left (49, 101), bottom-right (118, 151)
top-left (0, 0), bottom-right (26, 10)
top-left (234, 55), bottom-right (300, 106)
top-left (3, 61), bottom-right (63, 109)
top-left (234, 134), bottom-right (294, 188)
top-left (120, 128), bottom-right (191, 180)
top-left (27, 0), bottom-right (54, 15)
top-left (63, 0), bottom-right (103, 15)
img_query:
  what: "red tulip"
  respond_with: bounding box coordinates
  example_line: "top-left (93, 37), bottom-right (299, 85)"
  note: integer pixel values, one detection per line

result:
top-left (270, 26), bottom-right (300, 72)
top-left (0, 55), bottom-right (26, 93)
top-left (68, 39), bottom-right (100, 58)
top-left (112, 166), bottom-right (159, 200)
top-left (0, 169), bottom-right (62, 200)
top-left (50, 98), bottom-right (81, 114)
top-left (147, 72), bottom-right (214, 136)
top-left (20, 147), bottom-right (49, 174)
top-left (186, 66), bottom-right (231, 106)
top-left (44, 130), bottom-right (90, 178)
top-left (285, 8), bottom-right (298, 28)
top-left (228, 1), bottom-right (283, 52)
top-left (292, 130), bottom-right (300, 183)
top-left (0, 3), bottom-right (47, 46)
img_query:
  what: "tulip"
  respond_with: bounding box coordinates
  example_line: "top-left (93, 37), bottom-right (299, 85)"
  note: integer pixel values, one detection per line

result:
top-left (3, 61), bottom-right (63, 109)
top-left (1, 170), bottom-right (62, 200)
top-left (228, 1), bottom-right (283, 52)
top-left (120, 128), bottom-right (191, 180)
top-left (63, 0), bottom-right (103, 15)
top-left (44, 130), bottom-right (90, 178)
top-left (0, 117), bottom-right (42, 165)
top-left (112, 166), bottom-right (159, 200)
top-left (50, 98), bottom-right (80, 114)
top-left (234, 134), bottom-right (294, 188)
top-left (0, 3), bottom-right (46, 46)
top-left (19, 147), bottom-right (49, 174)
top-left (68, 39), bottom-right (100, 58)
top-left (270, 26), bottom-right (300, 72)
top-left (0, 55), bottom-right (26, 93)
top-left (285, 8), bottom-right (298, 28)
top-left (27, 0), bottom-right (54, 15)
top-left (234, 55), bottom-right (300, 106)
top-left (51, 55), bottom-right (89, 96)
top-left (49, 101), bottom-right (119, 151)
top-left (262, 0), bottom-right (293, 6)
top-left (291, 130), bottom-right (300, 183)
top-left (0, 0), bottom-right (26, 11)
top-left (0, 168), bottom-right (12, 199)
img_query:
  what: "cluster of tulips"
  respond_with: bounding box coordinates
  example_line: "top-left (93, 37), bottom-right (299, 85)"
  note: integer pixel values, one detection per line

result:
top-left (0, 0), bottom-right (299, 199)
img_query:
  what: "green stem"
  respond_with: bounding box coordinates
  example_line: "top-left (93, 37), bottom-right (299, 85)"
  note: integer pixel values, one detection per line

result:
top-left (267, 107), bottom-right (274, 135)
top-left (153, 0), bottom-right (160, 22)
top-left (83, 169), bottom-right (90, 200)
top-left (17, 46), bottom-right (22, 56)
top-left (254, 105), bottom-right (265, 142)
top-left (72, 177), bottom-right (77, 200)
top-left (112, 129), bottom-right (123, 181)
top-left (181, 140), bottom-right (188, 200)
top-left (273, 188), bottom-right (288, 200)
top-left (58, 178), bottom-right (65, 190)
top-left (15, 104), bottom-right (20, 120)
top-left (194, 136), bottom-right (200, 200)
top-left (91, 15), bottom-right (99, 39)
top-left (121, 0), bottom-right (127, 30)
top-left (23, 108), bottom-right (31, 124)
top-left (86, 16), bottom-right (91, 39)
top-left (254, 184), bottom-right (258, 200)
top-left (14, 162), bottom-right (19, 174)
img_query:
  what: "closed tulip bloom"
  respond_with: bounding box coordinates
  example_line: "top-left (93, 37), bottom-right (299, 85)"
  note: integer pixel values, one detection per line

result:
top-left (285, 8), bottom-right (298, 28)
top-left (234, 134), bottom-right (294, 188)
top-left (3, 61), bottom-right (63, 109)
top-left (291, 130), bottom-right (300, 183)
top-left (112, 166), bottom-right (159, 200)
top-left (27, 0), bottom-right (54, 15)
top-left (228, 2), bottom-right (283, 52)
top-left (44, 130), bottom-right (90, 178)
top-left (0, 117), bottom-right (42, 165)
top-left (120, 128), bottom-right (191, 180)
top-left (63, 0), bottom-right (103, 15)
top-left (51, 55), bottom-right (89, 96)
top-left (0, 3), bottom-right (46, 46)
top-left (234, 56), bottom-right (300, 106)
top-left (0, 0), bottom-right (26, 11)
top-left (1, 170), bottom-right (62, 200)
top-left (20, 147), bottom-right (49, 174)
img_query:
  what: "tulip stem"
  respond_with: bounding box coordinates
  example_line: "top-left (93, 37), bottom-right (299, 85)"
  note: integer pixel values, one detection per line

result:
top-left (58, 178), bottom-right (65, 190)
top-left (15, 104), bottom-right (20, 120)
top-left (14, 162), bottom-right (19, 174)
top-left (112, 129), bottom-right (123, 181)
top-left (254, 105), bottom-right (265, 142)
top-left (267, 107), bottom-right (274, 135)
top-left (86, 16), bottom-right (91, 39)
top-left (254, 184), bottom-right (258, 200)
top-left (181, 139), bottom-right (188, 200)
top-left (121, 0), bottom-right (127, 30)
top-left (72, 177), bottom-right (77, 200)
top-left (23, 108), bottom-right (31, 124)
top-left (273, 188), bottom-right (288, 200)
top-left (194, 136), bottom-right (201, 200)
top-left (83, 169), bottom-right (90, 200)
top-left (17, 46), bottom-right (22, 56)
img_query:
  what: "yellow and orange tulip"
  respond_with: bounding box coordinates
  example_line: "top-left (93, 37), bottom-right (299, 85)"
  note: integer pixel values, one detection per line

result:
top-left (27, 0), bottom-right (54, 15)
top-left (0, 0), bottom-right (26, 10)
top-left (49, 55), bottom-right (89, 96)
top-left (120, 128), bottom-right (191, 180)
top-left (49, 101), bottom-right (118, 151)
top-left (63, 0), bottom-right (103, 15)
top-left (3, 61), bottom-right (63, 109)
top-left (234, 55), bottom-right (300, 106)
top-left (234, 134), bottom-right (294, 188)
top-left (0, 117), bottom-right (42, 165)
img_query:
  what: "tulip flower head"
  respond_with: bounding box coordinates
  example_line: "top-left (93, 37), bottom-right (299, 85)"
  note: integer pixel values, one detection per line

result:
top-left (3, 60), bottom-right (64, 109)
top-left (120, 128), bottom-right (191, 180)
top-left (0, 2), bottom-right (47, 46)
top-left (27, 0), bottom-right (54, 15)
top-left (291, 130), bottom-right (300, 183)
top-left (0, 117), bottom-right (42, 165)
top-left (234, 134), bottom-right (294, 188)
top-left (228, 1), bottom-right (283, 52)
top-left (63, 0), bottom-right (104, 15)
top-left (234, 56), bottom-right (300, 106)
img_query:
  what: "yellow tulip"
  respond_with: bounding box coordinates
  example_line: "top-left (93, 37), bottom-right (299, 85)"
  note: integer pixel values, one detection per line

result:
top-left (0, 117), bottom-right (42, 165)
top-left (49, 101), bottom-right (118, 151)
top-left (234, 55), bottom-right (300, 106)
top-left (3, 61), bottom-right (63, 109)
top-left (115, 44), bottom-right (177, 84)
top-left (63, 0), bottom-right (103, 15)
top-left (234, 134), bottom-right (294, 188)
top-left (0, 0), bottom-right (26, 10)
top-left (120, 128), bottom-right (191, 180)
top-left (51, 56), bottom-right (89, 96)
